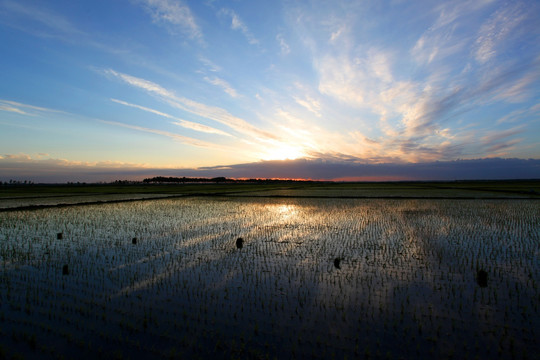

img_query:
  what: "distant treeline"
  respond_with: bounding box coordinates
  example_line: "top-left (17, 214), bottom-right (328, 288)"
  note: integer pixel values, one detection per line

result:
top-left (0, 177), bottom-right (314, 186)
top-left (0, 180), bottom-right (35, 185)
top-left (142, 176), bottom-right (313, 184)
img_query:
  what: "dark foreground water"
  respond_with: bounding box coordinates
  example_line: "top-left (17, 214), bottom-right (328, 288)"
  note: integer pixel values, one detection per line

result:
top-left (1, 197), bottom-right (538, 359)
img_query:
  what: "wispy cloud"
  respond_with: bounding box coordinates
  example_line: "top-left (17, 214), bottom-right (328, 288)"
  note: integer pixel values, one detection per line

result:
top-left (0, 104), bottom-right (27, 115)
top-left (411, 0), bottom-right (494, 65)
top-left (474, 3), bottom-right (526, 64)
top-left (0, 0), bottom-right (125, 54)
top-left (203, 76), bottom-right (239, 98)
top-left (99, 119), bottom-right (221, 149)
top-left (0, 0), bottom-right (83, 39)
top-left (111, 98), bottom-right (170, 118)
top-left (492, 71), bottom-right (540, 103)
top-left (276, 33), bottom-right (290, 55)
top-left (316, 49), bottom-right (423, 138)
top-left (314, 44), bottom-right (534, 161)
top-left (317, 54), bottom-right (367, 105)
top-left (496, 103), bottom-right (540, 125)
top-left (139, 0), bottom-right (202, 41)
top-left (171, 119), bottom-right (232, 136)
top-left (198, 56), bottom-right (222, 72)
top-left (219, 8), bottom-right (259, 45)
top-left (111, 98), bottom-right (232, 136)
top-left (293, 95), bottom-right (321, 117)
top-left (0, 99), bottom-right (65, 115)
top-left (0, 0), bottom-right (231, 80)
top-left (479, 126), bottom-right (524, 155)
top-left (103, 69), bottom-right (174, 98)
top-left (103, 68), bottom-right (278, 141)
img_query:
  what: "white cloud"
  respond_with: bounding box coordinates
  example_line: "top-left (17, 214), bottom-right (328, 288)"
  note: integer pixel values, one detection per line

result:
top-left (172, 119), bottom-right (231, 136)
top-left (493, 72), bottom-right (539, 103)
top-left (111, 98), bottom-right (171, 118)
top-left (0, 1), bottom-right (145, 56)
top-left (317, 55), bottom-right (366, 105)
top-left (219, 8), bottom-right (259, 45)
top-left (329, 24), bottom-right (347, 43)
top-left (474, 4), bottom-right (526, 64)
top-left (104, 69), bottom-right (174, 98)
top-left (316, 49), bottom-right (409, 121)
top-left (365, 49), bottom-right (394, 83)
top-left (0, 0), bottom-right (83, 38)
top-left (276, 34), bottom-right (290, 55)
top-left (0, 99), bottom-right (64, 115)
top-left (411, 28), bottom-right (465, 65)
top-left (0, 104), bottom-right (27, 115)
top-left (479, 126), bottom-right (524, 155)
top-left (103, 69), bottom-right (278, 141)
top-left (203, 76), bottom-right (239, 98)
top-left (315, 46), bottom-right (483, 160)
top-left (198, 56), bottom-right (221, 72)
top-left (293, 96), bottom-right (321, 117)
top-left (99, 119), bottom-right (220, 149)
top-left (411, 0), bottom-right (495, 65)
top-left (111, 99), bottom-right (232, 136)
top-left (139, 0), bottom-right (202, 41)
top-left (496, 102), bottom-right (540, 126)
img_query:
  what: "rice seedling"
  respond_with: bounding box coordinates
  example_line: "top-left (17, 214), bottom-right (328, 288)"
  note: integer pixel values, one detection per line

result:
top-left (236, 237), bottom-right (244, 249)
top-left (476, 269), bottom-right (488, 288)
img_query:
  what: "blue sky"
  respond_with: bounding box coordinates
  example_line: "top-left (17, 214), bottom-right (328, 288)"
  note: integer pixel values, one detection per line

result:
top-left (0, 0), bottom-right (539, 182)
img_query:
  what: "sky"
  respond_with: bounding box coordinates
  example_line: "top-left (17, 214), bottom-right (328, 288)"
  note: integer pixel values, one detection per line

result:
top-left (1, 0), bottom-right (539, 182)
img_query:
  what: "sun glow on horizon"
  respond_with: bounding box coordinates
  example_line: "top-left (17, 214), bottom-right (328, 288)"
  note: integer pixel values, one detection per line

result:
top-left (260, 143), bottom-right (307, 161)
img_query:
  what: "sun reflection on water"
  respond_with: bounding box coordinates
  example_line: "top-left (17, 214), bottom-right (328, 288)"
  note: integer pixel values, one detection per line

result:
top-left (275, 204), bottom-right (298, 221)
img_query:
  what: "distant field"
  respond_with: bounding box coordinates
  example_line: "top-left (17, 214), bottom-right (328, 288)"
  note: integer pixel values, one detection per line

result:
top-left (0, 180), bottom-right (539, 210)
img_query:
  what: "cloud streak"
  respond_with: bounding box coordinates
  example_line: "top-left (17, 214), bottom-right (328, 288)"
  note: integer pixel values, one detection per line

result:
top-left (474, 3), bottom-right (526, 64)
top-left (103, 69), bottom-right (278, 141)
top-left (0, 0), bottom-right (83, 39)
top-left (276, 33), bottom-right (290, 55)
top-left (0, 99), bottom-right (66, 116)
top-left (139, 0), bottom-right (202, 41)
top-left (203, 76), bottom-right (239, 98)
top-left (219, 8), bottom-right (259, 45)
top-left (111, 98), bottom-right (232, 136)
top-left (98, 119), bottom-right (221, 149)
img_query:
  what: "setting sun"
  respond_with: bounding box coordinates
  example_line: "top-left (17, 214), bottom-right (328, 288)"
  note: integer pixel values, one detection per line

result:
top-left (260, 143), bottom-right (307, 161)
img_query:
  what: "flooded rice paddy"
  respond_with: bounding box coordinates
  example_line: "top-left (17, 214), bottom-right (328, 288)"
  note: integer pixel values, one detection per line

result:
top-left (0, 197), bottom-right (538, 359)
